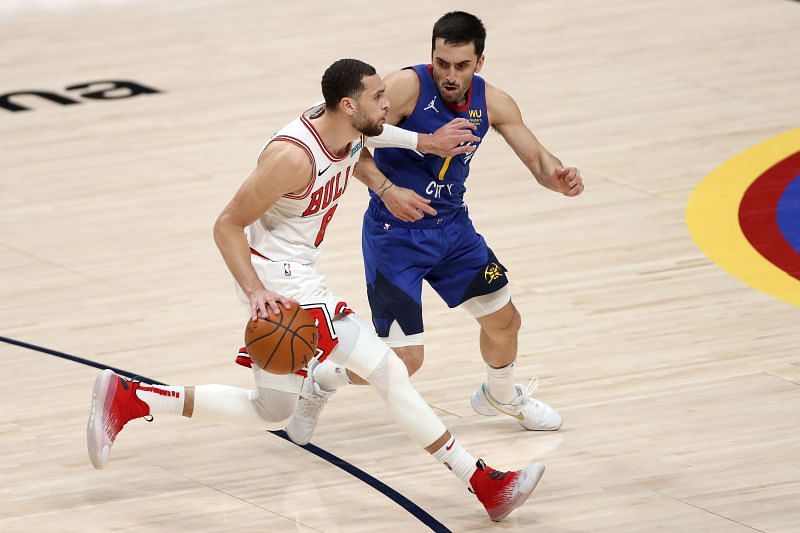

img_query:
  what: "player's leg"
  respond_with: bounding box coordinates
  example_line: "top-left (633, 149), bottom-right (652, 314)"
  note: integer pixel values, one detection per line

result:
top-left (331, 313), bottom-right (545, 522)
top-left (473, 296), bottom-right (520, 371)
top-left (343, 328), bottom-right (424, 382)
top-left (87, 364), bottom-right (301, 469)
top-left (466, 296), bottom-right (561, 430)
top-left (294, 215), bottom-right (430, 395)
top-left (429, 217), bottom-right (562, 430)
top-left (361, 211), bottom-right (432, 376)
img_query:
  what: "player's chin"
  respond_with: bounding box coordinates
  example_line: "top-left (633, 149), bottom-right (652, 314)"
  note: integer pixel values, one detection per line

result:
top-left (366, 123), bottom-right (384, 136)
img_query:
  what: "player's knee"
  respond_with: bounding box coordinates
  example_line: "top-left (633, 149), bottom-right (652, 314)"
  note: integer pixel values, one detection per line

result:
top-left (393, 345), bottom-right (424, 376)
top-left (252, 388), bottom-right (297, 424)
top-left (363, 349), bottom-right (447, 448)
top-left (508, 305), bottom-right (522, 333)
top-left (330, 314), bottom-right (388, 378)
top-left (364, 350), bottom-right (411, 398)
top-left (483, 303), bottom-right (521, 338)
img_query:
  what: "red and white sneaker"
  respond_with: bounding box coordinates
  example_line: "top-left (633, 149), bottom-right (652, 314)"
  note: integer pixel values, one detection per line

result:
top-left (87, 369), bottom-right (152, 469)
top-left (469, 459), bottom-right (545, 522)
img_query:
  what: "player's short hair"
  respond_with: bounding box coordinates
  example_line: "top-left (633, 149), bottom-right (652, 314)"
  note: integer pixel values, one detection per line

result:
top-left (432, 11), bottom-right (487, 57)
top-left (321, 59), bottom-right (377, 110)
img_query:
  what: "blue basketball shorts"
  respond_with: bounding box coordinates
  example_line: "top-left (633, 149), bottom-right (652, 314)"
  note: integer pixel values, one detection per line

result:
top-left (362, 207), bottom-right (509, 338)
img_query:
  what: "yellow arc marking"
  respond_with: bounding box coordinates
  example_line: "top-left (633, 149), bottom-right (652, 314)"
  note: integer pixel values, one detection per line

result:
top-left (685, 127), bottom-right (800, 308)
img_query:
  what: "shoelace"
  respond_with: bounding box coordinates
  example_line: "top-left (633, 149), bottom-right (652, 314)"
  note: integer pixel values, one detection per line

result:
top-left (297, 393), bottom-right (328, 418)
top-left (509, 377), bottom-right (540, 408)
top-left (125, 376), bottom-right (155, 422)
top-left (105, 378), bottom-right (153, 440)
top-left (295, 354), bottom-right (332, 418)
top-left (472, 464), bottom-right (517, 505)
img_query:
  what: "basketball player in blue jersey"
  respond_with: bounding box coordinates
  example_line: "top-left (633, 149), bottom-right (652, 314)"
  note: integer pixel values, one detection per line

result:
top-left (286, 12), bottom-right (583, 445)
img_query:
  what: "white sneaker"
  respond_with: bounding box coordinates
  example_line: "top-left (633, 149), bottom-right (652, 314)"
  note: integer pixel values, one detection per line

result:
top-left (471, 378), bottom-right (562, 431)
top-left (285, 359), bottom-right (335, 445)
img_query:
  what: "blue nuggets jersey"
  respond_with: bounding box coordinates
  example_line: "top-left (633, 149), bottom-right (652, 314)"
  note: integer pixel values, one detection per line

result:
top-left (370, 64), bottom-right (490, 222)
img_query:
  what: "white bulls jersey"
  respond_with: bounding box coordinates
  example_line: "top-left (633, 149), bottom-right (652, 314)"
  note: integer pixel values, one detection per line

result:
top-left (246, 103), bottom-right (364, 265)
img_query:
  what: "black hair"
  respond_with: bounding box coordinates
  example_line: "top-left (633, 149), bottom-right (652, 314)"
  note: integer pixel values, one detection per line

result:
top-left (321, 59), bottom-right (377, 110)
top-left (431, 11), bottom-right (487, 57)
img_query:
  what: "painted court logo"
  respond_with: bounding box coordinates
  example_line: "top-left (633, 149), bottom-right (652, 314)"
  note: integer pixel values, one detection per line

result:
top-left (686, 128), bottom-right (800, 307)
top-left (1, 80), bottom-right (161, 113)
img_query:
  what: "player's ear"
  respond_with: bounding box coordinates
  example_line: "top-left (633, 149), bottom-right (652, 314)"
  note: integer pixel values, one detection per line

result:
top-left (339, 97), bottom-right (357, 116)
top-left (475, 54), bottom-right (485, 74)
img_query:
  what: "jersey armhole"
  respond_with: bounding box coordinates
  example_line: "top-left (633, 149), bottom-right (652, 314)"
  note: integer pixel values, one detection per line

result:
top-left (395, 66), bottom-right (425, 126)
top-left (270, 135), bottom-right (317, 200)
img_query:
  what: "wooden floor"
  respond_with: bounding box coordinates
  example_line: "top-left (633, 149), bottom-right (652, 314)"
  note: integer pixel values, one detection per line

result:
top-left (2, 0), bottom-right (799, 531)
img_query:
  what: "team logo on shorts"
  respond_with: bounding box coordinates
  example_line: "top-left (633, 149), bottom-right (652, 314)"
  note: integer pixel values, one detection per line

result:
top-left (484, 263), bottom-right (504, 284)
top-left (283, 263), bottom-right (292, 277)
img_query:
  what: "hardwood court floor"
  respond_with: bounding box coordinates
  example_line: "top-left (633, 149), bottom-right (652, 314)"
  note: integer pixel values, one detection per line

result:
top-left (2, 0), bottom-right (799, 531)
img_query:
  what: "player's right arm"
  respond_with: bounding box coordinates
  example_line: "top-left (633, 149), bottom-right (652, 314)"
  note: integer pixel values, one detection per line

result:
top-left (381, 69), bottom-right (478, 155)
top-left (383, 69), bottom-right (420, 125)
top-left (213, 141), bottom-right (310, 319)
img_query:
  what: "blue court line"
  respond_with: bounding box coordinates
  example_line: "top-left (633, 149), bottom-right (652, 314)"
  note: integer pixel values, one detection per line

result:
top-left (0, 335), bottom-right (452, 533)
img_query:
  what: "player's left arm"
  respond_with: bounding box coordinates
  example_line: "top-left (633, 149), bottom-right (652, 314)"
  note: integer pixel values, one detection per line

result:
top-left (353, 149), bottom-right (437, 221)
top-left (487, 83), bottom-right (584, 197)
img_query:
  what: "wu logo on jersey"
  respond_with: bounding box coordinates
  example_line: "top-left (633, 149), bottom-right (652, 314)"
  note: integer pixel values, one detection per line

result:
top-left (424, 96), bottom-right (439, 113)
top-left (484, 263), bottom-right (504, 284)
top-left (467, 108), bottom-right (483, 127)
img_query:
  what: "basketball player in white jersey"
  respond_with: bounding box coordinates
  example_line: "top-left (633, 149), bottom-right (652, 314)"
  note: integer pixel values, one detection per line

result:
top-left (87, 59), bottom-right (545, 522)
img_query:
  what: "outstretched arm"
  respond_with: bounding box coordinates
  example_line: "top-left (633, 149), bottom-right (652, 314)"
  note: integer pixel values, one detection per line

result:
top-left (213, 142), bottom-right (309, 319)
top-left (367, 120), bottom-right (479, 157)
top-left (487, 83), bottom-right (583, 197)
top-left (371, 69), bottom-right (480, 156)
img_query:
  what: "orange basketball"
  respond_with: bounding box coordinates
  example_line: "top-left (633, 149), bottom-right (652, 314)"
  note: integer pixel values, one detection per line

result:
top-left (244, 302), bottom-right (318, 374)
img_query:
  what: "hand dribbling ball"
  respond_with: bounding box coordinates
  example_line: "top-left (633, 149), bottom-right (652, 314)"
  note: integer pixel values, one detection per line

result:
top-left (244, 302), bottom-right (318, 374)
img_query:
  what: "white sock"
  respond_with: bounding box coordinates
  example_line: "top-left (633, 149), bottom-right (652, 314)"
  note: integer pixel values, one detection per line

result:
top-left (312, 360), bottom-right (351, 392)
top-left (432, 436), bottom-right (478, 485)
top-left (135, 384), bottom-right (185, 416)
top-left (487, 362), bottom-right (517, 404)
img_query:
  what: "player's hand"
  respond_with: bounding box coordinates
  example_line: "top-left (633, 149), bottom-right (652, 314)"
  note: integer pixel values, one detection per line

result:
top-left (419, 118), bottom-right (480, 157)
top-left (381, 184), bottom-right (437, 222)
top-left (553, 167), bottom-right (584, 197)
top-left (247, 287), bottom-right (297, 320)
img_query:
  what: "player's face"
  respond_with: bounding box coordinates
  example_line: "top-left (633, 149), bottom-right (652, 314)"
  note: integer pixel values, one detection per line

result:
top-left (352, 74), bottom-right (389, 137)
top-left (431, 39), bottom-right (484, 105)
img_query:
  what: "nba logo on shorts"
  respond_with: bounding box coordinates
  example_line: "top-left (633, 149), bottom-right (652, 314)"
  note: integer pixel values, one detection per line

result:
top-left (283, 263), bottom-right (292, 277)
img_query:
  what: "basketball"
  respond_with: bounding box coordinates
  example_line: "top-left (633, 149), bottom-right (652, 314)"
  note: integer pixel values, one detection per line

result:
top-left (244, 303), bottom-right (318, 374)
